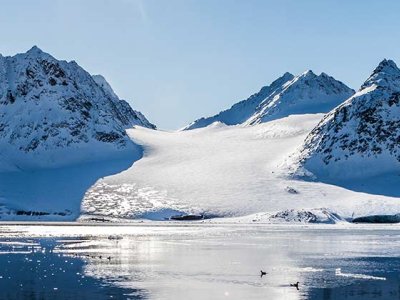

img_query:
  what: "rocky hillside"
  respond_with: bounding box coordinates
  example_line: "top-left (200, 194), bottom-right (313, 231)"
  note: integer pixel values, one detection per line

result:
top-left (184, 70), bottom-right (354, 130)
top-left (297, 59), bottom-right (400, 179)
top-left (0, 46), bottom-right (155, 171)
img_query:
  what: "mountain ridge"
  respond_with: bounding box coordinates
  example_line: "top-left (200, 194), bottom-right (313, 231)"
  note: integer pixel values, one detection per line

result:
top-left (0, 46), bottom-right (155, 171)
top-left (183, 70), bottom-right (354, 130)
top-left (296, 58), bottom-right (400, 179)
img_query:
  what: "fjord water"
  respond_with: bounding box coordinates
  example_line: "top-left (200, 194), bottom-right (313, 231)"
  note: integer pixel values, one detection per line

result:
top-left (0, 224), bottom-right (399, 300)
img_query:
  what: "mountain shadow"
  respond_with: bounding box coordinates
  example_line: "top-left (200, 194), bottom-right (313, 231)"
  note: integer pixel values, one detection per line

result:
top-left (0, 154), bottom-right (138, 220)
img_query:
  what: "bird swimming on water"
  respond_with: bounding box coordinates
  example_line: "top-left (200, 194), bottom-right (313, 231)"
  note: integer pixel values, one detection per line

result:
top-left (290, 282), bottom-right (299, 290)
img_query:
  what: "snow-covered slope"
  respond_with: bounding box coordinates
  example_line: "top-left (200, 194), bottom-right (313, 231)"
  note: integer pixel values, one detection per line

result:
top-left (297, 59), bottom-right (400, 179)
top-left (2, 111), bottom-right (400, 221)
top-left (78, 114), bottom-right (400, 222)
top-left (245, 71), bottom-right (355, 125)
top-left (183, 72), bottom-right (294, 130)
top-left (0, 46), bottom-right (155, 171)
top-left (1, 49), bottom-right (399, 222)
top-left (183, 71), bottom-right (354, 130)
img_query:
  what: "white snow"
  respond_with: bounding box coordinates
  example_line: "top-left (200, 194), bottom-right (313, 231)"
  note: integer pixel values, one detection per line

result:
top-left (1, 49), bottom-right (399, 223)
top-left (0, 46), bottom-right (154, 172)
top-left (183, 70), bottom-right (354, 130)
top-left (2, 111), bottom-right (396, 222)
top-left (297, 59), bottom-right (400, 181)
top-left (78, 114), bottom-right (400, 222)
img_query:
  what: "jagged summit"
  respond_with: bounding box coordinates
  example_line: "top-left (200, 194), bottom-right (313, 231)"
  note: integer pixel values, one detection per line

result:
top-left (297, 58), bottom-right (400, 179)
top-left (245, 70), bottom-right (354, 125)
top-left (0, 47), bottom-right (155, 171)
top-left (26, 45), bottom-right (43, 54)
top-left (20, 45), bottom-right (54, 61)
top-left (277, 72), bottom-right (295, 82)
top-left (300, 69), bottom-right (316, 77)
top-left (361, 59), bottom-right (400, 90)
top-left (184, 70), bottom-right (354, 130)
top-left (374, 59), bottom-right (399, 74)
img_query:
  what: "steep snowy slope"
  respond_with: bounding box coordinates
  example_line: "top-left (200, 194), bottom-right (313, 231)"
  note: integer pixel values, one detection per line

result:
top-left (184, 71), bottom-right (354, 130)
top-left (183, 72), bottom-right (294, 130)
top-left (297, 59), bottom-right (400, 180)
top-left (0, 46), bottom-right (154, 171)
top-left (245, 71), bottom-right (355, 125)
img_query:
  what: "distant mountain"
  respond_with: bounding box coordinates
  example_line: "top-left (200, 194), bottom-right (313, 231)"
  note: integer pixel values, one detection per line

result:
top-left (297, 59), bottom-right (400, 179)
top-left (183, 72), bottom-right (294, 130)
top-left (183, 71), bottom-right (354, 130)
top-left (0, 46), bottom-right (155, 171)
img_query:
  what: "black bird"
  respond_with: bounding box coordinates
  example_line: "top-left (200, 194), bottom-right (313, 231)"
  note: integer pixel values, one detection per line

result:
top-left (107, 256), bottom-right (111, 261)
top-left (260, 270), bottom-right (267, 278)
top-left (290, 282), bottom-right (299, 290)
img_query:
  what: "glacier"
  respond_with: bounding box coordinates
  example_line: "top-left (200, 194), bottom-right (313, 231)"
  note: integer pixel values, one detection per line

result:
top-left (1, 48), bottom-right (400, 223)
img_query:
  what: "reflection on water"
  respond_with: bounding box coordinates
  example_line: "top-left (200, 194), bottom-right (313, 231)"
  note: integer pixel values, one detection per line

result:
top-left (0, 238), bottom-right (144, 299)
top-left (306, 257), bottom-right (400, 300)
top-left (0, 225), bottom-right (400, 299)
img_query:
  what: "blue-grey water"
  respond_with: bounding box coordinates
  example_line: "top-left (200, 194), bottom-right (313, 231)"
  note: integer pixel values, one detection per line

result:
top-left (0, 223), bottom-right (399, 300)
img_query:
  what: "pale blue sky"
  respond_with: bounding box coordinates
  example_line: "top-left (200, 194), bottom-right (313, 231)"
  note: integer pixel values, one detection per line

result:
top-left (1, 0), bottom-right (400, 129)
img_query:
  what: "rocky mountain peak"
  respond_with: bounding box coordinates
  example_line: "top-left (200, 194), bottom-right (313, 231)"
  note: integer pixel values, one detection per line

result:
top-left (362, 59), bottom-right (400, 90)
top-left (0, 47), bottom-right (155, 171)
top-left (297, 59), bottom-right (400, 179)
top-left (374, 59), bottom-right (400, 75)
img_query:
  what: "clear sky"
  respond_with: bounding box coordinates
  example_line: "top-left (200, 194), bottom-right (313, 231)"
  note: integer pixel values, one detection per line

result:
top-left (1, 0), bottom-right (400, 129)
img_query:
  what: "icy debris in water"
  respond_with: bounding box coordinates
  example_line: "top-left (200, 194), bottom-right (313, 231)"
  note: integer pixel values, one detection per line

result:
top-left (335, 268), bottom-right (386, 281)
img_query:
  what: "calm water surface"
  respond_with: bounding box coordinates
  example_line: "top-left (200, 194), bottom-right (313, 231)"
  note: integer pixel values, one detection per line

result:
top-left (0, 223), bottom-right (399, 300)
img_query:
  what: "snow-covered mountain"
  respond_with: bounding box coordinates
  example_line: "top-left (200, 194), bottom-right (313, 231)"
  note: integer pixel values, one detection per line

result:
top-left (297, 59), bottom-right (400, 179)
top-left (183, 70), bottom-right (354, 130)
top-left (0, 46), bottom-right (155, 171)
top-left (183, 72), bottom-right (294, 130)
